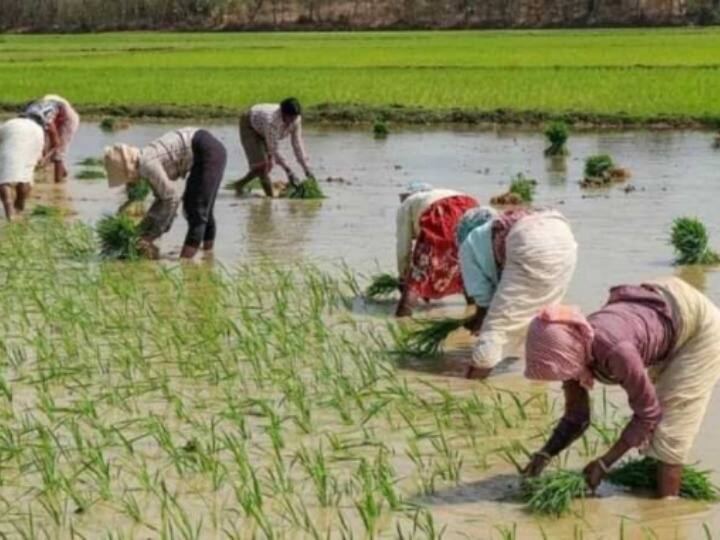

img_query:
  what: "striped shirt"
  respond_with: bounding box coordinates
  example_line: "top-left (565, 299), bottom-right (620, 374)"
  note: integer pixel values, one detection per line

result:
top-left (249, 104), bottom-right (309, 173)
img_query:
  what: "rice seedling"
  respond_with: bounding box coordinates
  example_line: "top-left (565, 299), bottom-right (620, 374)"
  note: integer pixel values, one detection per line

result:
top-left (76, 157), bottom-right (104, 167)
top-left (30, 205), bottom-right (62, 218)
top-left (391, 316), bottom-right (472, 357)
top-left (491, 173), bottom-right (536, 205)
top-left (76, 168), bottom-right (106, 180)
top-left (522, 470), bottom-right (587, 516)
top-left (373, 119), bottom-right (389, 139)
top-left (581, 154), bottom-right (630, 187)
top-left (96, 213), bottom-right (143, 260)
top-left (100, 117), bottom-right (130, 131)
top-left (288, 177), bottom-right (325, 199)
top-left (126, 178), bottom-right (151, 202)
top-left (544, 121), bottom-right (569, 156)
top-left (607, 458), bottom-right (719, 500)
top-left (671, 217), bottom-right (720, 265)
top-left (366, 273), bottom-right (401, 300)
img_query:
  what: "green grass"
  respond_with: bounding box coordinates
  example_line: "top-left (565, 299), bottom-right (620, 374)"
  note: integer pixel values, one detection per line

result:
top-left (3, 29), bottom-right (720, 122)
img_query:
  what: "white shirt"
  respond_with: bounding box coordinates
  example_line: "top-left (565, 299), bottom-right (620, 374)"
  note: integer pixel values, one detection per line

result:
top-left (249, 104), bottom-right (309, 173)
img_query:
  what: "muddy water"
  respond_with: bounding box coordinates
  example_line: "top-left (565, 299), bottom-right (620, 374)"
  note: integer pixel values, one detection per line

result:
top-left (35, 122), bottom-right (720, 538)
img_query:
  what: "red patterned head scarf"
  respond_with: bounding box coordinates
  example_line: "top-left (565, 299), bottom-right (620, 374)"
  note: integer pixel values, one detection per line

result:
top-left (524, 305), bottom-right (595, 389)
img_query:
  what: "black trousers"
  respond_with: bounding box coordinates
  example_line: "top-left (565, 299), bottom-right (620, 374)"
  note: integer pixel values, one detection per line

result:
top-left (183, 130), bottom-right (227, 248)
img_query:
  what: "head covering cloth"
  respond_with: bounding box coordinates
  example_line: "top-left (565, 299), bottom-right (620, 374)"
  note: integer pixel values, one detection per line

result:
top-left (524, 305), bottom-right (596, 389)
top-left (456, 206), bottom-right (498, 245)
top-left (104, 144), bottom-right (140, 187)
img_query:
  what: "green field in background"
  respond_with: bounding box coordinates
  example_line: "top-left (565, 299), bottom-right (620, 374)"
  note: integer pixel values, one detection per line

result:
top-left (2, 29), bottom-right (720, 121)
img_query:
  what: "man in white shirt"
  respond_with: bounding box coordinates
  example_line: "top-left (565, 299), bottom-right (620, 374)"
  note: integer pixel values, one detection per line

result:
top-left (235, 98), bottom-right (313, 197)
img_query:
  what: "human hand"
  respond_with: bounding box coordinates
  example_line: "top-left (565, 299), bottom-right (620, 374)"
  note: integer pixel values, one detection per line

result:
top-left (288, 171), bottom-right (300, 187)
top-left (521, 452), bottom-right (551, 478)
top-left (304, 168), bottom-right (315, 179)
top-left (138, 237), bottom-right (160, 260)
top-left (582, 459), bottom-right (607, 493)
top-left (465, 365), bottom-right (492, 380)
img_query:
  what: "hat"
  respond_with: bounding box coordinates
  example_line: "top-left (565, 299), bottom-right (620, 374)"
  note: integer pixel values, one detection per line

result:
top-left (104, 144), bottom-right (140, 188)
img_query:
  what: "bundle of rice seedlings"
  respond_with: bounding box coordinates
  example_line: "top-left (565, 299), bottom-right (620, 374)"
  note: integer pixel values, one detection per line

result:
top-left (671, 217), bottom-right (720, 265)
top-left (584, 154), bottom-right (615, 178)
top-left (491, 173), bottom-right (536, 205)
top-left (607, 458), bottom-right (718, 500)
top-left (544, 121), bottom-right (569, 156)
top-left (31, 205), bottom-right (62, 218)
top-left (76, 157), bottom-right (104, 167)
top-left (522, 471), bottom-right (587, 516)
top-left (100, 117), bottom-right (130, 132)
top-left (76, 169), bottom-right (106, 180)
top-left (393, 316), bottom-right (472, 357)
top-left (373, 119), bottom-right (389, 139)
top-left (288, 177), bottom-right (325, 199)
top-left (127, 178), bottom-right (151, 202)
top-left (96, 214), bottom-right (143, 260)
top-left (365, 273), bottom-right (401, 300)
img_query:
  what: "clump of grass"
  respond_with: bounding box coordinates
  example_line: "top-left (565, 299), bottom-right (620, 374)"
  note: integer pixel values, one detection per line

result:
top-left (76, 169), bottom-right (106, 180)
top-left (522, 470), bottom-right (587, 516)
top-left (289, 177), bottom-right (325, 199)
top-left (76, 157), bottom-right (104, 167)
top-left (100, 117), bottom-right (130, 131)
top-left (373, 119), bottom-right (389, 139)
top-left (392, 316), bottom-right (471, 357)
top-left (366, 273), bottom-right (401, 300)
top-left (671, 217), bottom-right (720, 265)
top-left (544, 121), bottom-right (569, 156)
top-left (96, 214), bottom-right (143, 260)
top-left (581, 154), bottom-right (630, 187)
top-left (31, 205), bottom-right (62, 218)
top-left (607, 458), bottom-right (718, 500)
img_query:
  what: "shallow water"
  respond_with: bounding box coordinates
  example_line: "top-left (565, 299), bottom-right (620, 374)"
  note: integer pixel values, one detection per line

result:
top-left (32, 122), bottom-right (720, 537)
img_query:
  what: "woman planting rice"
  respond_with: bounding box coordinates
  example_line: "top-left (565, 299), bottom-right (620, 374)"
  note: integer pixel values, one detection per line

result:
top-left (0, 114), bottom-right (51, 220)
top-left (458, 207), bottom-right (577, 377)
top-left (22, 95), bottom-right (80, 183)
top-left (395, 182), bottom-right (478, 317)
top-left (522, 277), bottom-right (720, 497)
top-left (104, 128), bottom-right (227, 259)
top-left (234, 98), bottom-right (314, 197)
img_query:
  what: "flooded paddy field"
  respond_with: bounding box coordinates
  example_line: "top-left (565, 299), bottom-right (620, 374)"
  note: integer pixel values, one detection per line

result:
top-left (13, 122), bottom-right (720, 538)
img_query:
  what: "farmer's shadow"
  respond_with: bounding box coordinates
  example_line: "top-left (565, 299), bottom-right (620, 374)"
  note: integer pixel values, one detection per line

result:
top-left (411, 473), bottom-right (522, 507)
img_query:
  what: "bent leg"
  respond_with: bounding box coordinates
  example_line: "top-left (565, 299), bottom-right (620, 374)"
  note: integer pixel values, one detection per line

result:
top-left (15, 183), bottom-right (31, 213)
top-left (0, 184), bottom-right (14, 220)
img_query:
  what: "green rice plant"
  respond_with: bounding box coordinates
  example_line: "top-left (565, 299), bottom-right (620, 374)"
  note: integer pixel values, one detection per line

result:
top-left (100, 117), bottom-right (130, 131)
top-left (31, 205), bottom-right (62, 218)
top-left (76, 168), bottom-right (106, 180)
top-left (365, 273), bottom-right (401, 300)
top-left (509, 173), bottom-right (536, 203)
top-left (288, 177), bottom-right (325, 199)
top-left (544, 121), bottom-right (569, 156)
top-left (96, 214), bottom-right (143, 260)
top-left (373, 119), bottom-right (389, 139)
top-left (391, 316), bottom-right (472, 357)
top-left (522, 470), bottom-right (587, 516)
top-left (671, 217), bottom-right (720, 265)
top-left (584, 154), bottom-right (615, 178)
top-left (607, 457), bottom-right (719, 500)
top-left (77, 157), bottom-right (104, 167)
top-left (127, 178), bottom-right (151, 202)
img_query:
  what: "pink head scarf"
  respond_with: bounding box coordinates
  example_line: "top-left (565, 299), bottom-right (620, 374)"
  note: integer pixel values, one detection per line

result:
top-left (524, 305), bottom-right (596, 389)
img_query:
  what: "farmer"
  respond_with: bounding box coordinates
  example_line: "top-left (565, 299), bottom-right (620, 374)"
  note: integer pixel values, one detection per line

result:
top-left (104, 128), bottom-right (227, 259)
top-left (458, 207), bottom-right (577, 377)
top-left (234, 98), bottom-right (313, 197)
top-left (0, 113), bottom-right (55, 220)
top-left (522, 277), bottom-right (720, 498)
top-left (22, 95), bottom-right (80, 183)
top-left (395, 182), bottom-right (478, 317)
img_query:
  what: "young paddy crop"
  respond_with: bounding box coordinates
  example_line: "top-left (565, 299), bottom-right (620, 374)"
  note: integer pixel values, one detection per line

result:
top-left (3, 29), bottom-right (720, 125)
top-left (0, 214), bottom-right (716, 537)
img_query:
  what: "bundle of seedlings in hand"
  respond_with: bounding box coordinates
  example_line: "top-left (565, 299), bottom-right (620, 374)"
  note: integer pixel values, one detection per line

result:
top-left (289, 177), bottom-right (325, 199)
top-left (393, 316), bottom-right (472, 357)
top-left (671, 217), bottom-right (720, 265)
top-left (119, 179), bottom-right (152, 215)
top-left (522, 470), bottom-right (587, 516)
top-left (581, 154), bottom-right (630, 187)
top-left (491, 173), bottom-right (536, 205)
top-left (366, 273), bottom-right (401, 300)
top-left (96, 214), bottom-right (143, 260)
top-left (544, 121), bottom-right (569, 156)
top-left (607, 458), bottom-right (718, 500)
top-left (373, 119), bottom-right (389, 139)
